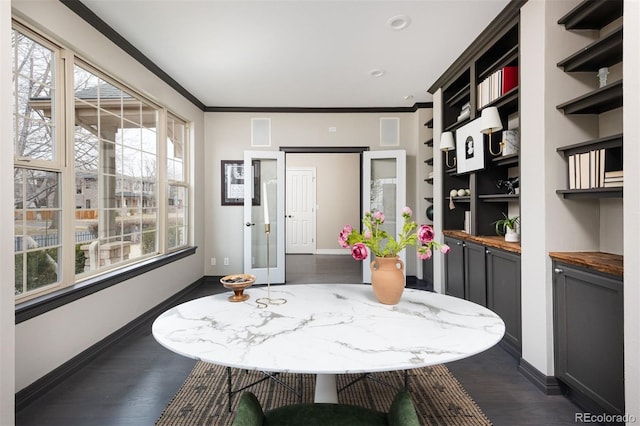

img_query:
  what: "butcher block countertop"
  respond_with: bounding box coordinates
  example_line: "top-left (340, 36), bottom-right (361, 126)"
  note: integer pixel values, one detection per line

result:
top-left (443, 230), bottom-right (521, 254)
top-left (549, 251), bottom-right (623, 278)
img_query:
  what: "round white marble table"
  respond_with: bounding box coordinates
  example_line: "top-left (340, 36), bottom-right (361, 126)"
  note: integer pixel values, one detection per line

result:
top-left (152, 284), bottom-right (505, 403)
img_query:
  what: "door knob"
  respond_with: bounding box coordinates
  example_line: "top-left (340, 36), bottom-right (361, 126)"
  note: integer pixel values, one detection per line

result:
top-left (554, 267), bottom-right (564, 274)
top-left (245, 222), bottom-right (255, 227)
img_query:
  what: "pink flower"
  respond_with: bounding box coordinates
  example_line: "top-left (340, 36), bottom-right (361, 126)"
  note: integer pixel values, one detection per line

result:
top-left (418, 225), bottom-right (435, 244)
top-left (440, 244), bottom-right (451, 254)
top-left (372, 211), bottom-right (385, 223)
top-left (417, 247), bottom-right (432, 260)
top-left (351, 243), bottom-right (368, 261)
top-left (402, 207), bottom-right (412, 218)
top-left (364, 230), bottom-right (372, 240)
top-left (338, 225), bottom-right (353, 248)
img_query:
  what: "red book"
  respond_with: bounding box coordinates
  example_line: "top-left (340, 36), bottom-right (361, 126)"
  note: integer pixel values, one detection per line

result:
top-left (501, 66), bottom-right (518, 94)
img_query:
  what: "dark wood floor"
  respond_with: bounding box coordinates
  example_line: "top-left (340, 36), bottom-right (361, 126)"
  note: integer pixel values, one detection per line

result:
top-left (16, 255), bottom-right (584, 425)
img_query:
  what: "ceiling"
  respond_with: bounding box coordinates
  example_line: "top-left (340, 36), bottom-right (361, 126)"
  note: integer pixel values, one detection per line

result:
top-left (79, 0), bottom-right (511, 109)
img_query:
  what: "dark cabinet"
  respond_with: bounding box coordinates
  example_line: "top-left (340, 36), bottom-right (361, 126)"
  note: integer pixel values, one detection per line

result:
top-left (552, 261), bottom-right (624, 416)
top-left (486, 248), bottom-right (521, 353)
top-left (464, 241), bottom-right (486, 306)
top-left (444, 236), bottom-right (465, 298)
top-left (444, 234), bottom-right (522, 357)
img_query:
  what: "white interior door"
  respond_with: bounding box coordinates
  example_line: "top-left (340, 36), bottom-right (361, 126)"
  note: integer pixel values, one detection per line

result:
top-left (243, 151), bottom-right (285, 284)
top-left (362, 150), bottom-right (406, 283)
top-left (286, 167), bottom-right (316, 254)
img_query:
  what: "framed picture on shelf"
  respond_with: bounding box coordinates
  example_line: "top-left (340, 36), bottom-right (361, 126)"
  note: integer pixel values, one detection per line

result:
top-left (456, 118), bottom-right (485, 173)
top-left (221, 160), bottom-right (260, 206)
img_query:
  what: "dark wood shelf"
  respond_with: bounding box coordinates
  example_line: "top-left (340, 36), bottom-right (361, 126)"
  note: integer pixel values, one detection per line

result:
top-left (424, 138), bottom-right (433, 146)
top-left (557, 26), bottom-right (622, 72)
top-left (425, 178), bottom-right (434, 184)
top-left (478, 45), bottom-right (519, 81)
top-left (557, 133), bottom-right (623, 157)
top-left (482, 86), bottom-right (519, 113)
top-left (445, 166), bottom-right (458, 175)
top-left (446, 196), bottom-right (470, 203)
top-left (444, 117), bottom-right (470, 133)
top-left (556, 80), bottom-right (622, 114)
top-left (491, 153), bottom-right (519, 167)
top-left (446, 83), bottom-right (471, 107)
top-left (425, 158), bottom-right (434, 166)
top-left (479, 193), bottom-right (520, 202)
top-left (558, 0), bottom-right (622, 30)
top-left (425, 197), bottom-right (433, 203)
top-left (556, 187), bottom-right (623, 199)
top-left (425, 118), bottom-right (433, 128)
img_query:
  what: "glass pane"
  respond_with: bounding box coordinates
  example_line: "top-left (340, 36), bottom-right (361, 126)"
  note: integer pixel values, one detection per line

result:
top-left (12, 30), bottom-right (56, 162)
top-left (251, 159), bottom-right (277, 269)
top-left (26, 247), bottom-right (59, 291)
top-left (371, 158), bottom-right (397, 249)
top-left (15, 253), bottom-right (24, 295)
top-left (75, 126), bottom-right (99, 171)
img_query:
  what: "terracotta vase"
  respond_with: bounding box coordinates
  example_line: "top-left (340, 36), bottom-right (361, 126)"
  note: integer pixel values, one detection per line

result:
top-left (370, 256), bottom-right (405, 305)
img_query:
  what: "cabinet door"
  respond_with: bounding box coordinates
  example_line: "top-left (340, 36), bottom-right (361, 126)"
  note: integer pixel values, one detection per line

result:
top-left (464, 241), bottom-right (486, 306)
top-left (486, 248), bottom-right (521, 353)
top-left (553, 262), bottom-right (624, 415)
top-left (444, 236), bottom-right (465, 298)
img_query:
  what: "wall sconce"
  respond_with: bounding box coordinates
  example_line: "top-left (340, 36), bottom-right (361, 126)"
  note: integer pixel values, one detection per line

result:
top-left (480, 106), bottom-right (503, 156)
top-left (439, 131), bottom-right (456, 168)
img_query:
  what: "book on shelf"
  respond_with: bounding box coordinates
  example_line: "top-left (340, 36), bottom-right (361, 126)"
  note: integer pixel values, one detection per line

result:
top-left (477, 66), bottom-right (518, 109)
top-left (567, 150), bottom-right (623, 190)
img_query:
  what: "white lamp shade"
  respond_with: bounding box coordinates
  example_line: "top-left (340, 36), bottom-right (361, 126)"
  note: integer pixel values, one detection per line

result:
top-left (439, 131), bottom-right (455, 151)
top-left (480, 107), bottom-right (503, 134)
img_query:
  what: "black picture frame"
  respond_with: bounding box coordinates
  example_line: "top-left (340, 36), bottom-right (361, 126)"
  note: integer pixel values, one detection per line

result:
top-left (221, 160), bottom-right (260, 206)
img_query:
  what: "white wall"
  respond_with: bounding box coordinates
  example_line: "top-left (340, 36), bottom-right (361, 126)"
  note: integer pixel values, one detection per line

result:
top-left (1, 0), bottom-right (16, 422)
top-left (10, 0), bottom-right (206, 392)
top-left (287, 153), bottom-right (360, 252)
top-left (623, 0), bottom-right (640, 420)
top-left (204, 111), bottom-right (426, 277)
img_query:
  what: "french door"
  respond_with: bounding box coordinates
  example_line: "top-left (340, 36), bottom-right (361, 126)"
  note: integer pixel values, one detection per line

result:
top-left (243, 151), bottom-right (285, 284)
top-left (362, 150), bottom-right (406, 283)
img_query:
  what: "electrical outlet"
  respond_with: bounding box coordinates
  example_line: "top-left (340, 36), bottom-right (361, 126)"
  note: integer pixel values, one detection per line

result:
top-left (223, 257), bottom-right (230, 266)
top-left (210, 257), bottom-right (216, 266)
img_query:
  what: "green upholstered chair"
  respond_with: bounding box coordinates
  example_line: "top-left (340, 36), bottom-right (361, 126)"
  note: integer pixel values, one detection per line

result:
top-left (231, 390), bottom-right (421, 426)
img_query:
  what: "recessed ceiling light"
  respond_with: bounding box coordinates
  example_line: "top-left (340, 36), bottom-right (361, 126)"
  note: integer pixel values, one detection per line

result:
top-left (369, 68), bottom-right (385, 78)
top-left (387, 15), bottom-right (411, 31)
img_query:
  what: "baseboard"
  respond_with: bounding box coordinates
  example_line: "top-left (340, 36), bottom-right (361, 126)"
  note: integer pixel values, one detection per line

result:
top-left (314, 249), bottom-right (350, 255)
top-left (15, 277), bottom-right (204, 411)
top-left (518, 358), bottom-right (564, 395)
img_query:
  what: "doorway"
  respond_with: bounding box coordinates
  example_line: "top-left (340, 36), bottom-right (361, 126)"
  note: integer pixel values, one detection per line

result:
top-left (283, 147), bottom-right (365, 283)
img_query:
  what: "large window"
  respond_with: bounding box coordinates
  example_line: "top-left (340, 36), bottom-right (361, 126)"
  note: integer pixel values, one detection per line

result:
top-left (12, 23), bottom-right (191, 303)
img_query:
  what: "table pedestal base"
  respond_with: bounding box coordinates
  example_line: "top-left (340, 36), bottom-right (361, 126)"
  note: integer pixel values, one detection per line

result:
top-left (314, 374), bottom-right (338, 403)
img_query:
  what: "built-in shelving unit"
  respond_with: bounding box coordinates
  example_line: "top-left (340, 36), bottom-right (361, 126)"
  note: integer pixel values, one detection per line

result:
top-left (429, 3), bottom-right (522, 236)
top-left (553, 0), bottom-right (624, 416)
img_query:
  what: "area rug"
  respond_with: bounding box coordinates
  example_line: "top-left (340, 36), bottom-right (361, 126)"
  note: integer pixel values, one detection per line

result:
top-left (156, 362), bottom-right (492, 426)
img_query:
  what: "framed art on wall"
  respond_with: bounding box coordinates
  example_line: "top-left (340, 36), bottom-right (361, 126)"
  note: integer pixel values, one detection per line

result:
top-left (456, 118), bottom-right (485, 173)
top-left (221, 160), bottom-right (260, 205)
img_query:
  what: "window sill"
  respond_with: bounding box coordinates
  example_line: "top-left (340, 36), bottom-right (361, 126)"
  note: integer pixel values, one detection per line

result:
top-left (15, 246), bottom-right (197, 324)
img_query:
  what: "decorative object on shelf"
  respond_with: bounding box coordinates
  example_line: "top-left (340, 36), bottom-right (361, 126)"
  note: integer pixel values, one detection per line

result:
top-left (493, 213), bottom-right (520, 242)
top-left (220, 274), bottom-right (256, 302)
top-left (464, 211), bottom-right (471, 233)
top-left (496, 177), bottom-right (519, 194)
top-left (439, 131), bottom-right (456, 168)
top-left (480, 107), bottom-right (504, 156)
top-left (456, 118), bottom-right (485, 173)
top-left (458, 101), bottom-right (471, 122)
top-left (502, 129), bottom-right (519, 156)
top-left (426, 205), bottom-right (434, 221)
top-left (598, 67), bottom-right (609, 88)
top-left (339, 208), bottom-right (450, 304)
